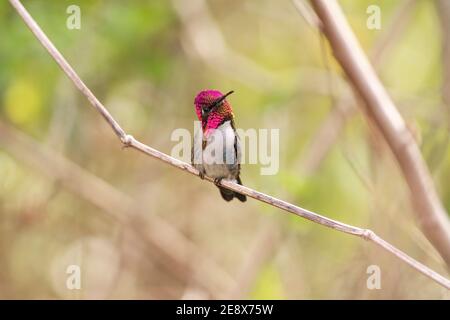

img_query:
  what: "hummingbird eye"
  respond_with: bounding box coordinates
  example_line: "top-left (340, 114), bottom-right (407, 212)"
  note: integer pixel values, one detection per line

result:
top-left (201, 91), bottom-right (234, 116)
top-left (202, 105), bottom-right (212, 112)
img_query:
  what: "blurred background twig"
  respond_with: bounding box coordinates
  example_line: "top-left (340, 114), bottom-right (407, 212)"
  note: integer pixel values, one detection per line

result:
top-left (0, 120), bottom-right (235, 298)
top-left (298, 0), bottom-right (416, 174)
top-left (6, 0), bottom-right (450, 291)
top-left (310, 0), bottom-right (450, 268)
top-left (1, 0), bottom-right (450, 298)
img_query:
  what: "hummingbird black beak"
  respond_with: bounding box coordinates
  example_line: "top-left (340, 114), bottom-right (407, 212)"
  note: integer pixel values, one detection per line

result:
top-left (202, 90), bottom-right (234, 122)
top-left (211, 90), bottom-right (234, 109)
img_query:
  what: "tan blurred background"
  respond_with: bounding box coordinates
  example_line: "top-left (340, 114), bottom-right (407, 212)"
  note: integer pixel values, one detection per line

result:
top-left (0, 0), bottom-right (449, 299)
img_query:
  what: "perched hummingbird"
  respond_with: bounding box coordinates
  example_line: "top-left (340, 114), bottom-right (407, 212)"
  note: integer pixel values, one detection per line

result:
top-left (191, 89), bottom-right (247, 202)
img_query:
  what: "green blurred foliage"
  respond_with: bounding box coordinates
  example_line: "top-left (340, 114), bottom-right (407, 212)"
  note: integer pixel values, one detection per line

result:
top-left (251, 264), bottom-right (284, 299)
top-left (0, 0), bottom-right (448, 299)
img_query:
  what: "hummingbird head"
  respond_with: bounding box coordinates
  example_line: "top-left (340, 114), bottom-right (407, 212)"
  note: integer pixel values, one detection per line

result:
top-left (194, 89), bottom-right (234, 132)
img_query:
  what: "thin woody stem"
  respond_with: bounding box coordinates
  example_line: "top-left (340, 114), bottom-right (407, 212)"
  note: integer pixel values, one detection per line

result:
top-left (8, 0), bottom-right (450, 290)
top-left (310, 0), bottom-right (450, 268)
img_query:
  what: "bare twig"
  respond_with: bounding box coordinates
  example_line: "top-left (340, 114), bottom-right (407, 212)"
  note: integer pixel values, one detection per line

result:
top-left (292, 0), bottom-right (322, 30)
top-left (0, 121), bottom-right (235, 297)
top-left (299, 0), bottom-right (416, 173)
top-left (437, 0), bottom-right (450, 116)
top-left (171, 0), bottom-right (275, 91)
top-left (228, 223), bottom-right (281, 299)
top-left (310, 0), bottom-right (450, 268)
top-left (8, 0), bottom-right (450, 290)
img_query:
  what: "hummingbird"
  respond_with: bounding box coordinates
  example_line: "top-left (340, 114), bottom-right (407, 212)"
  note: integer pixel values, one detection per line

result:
top-left (191, 89), bottom-right (247, 202)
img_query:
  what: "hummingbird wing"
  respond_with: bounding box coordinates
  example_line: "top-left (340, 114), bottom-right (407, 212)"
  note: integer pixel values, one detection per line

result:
top-left (217, 126), bottom-right (246, 202)
top-left (234, 133), bottom-right (247, 201)
top-left (191, 125), bottom-right (205, 173)
top-left (235, 134), bottom-right (242, 165)
top-left (224, 132), bottom-right (241, 176)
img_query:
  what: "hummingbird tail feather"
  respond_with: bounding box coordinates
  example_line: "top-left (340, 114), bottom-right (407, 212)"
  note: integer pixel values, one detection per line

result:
top-left (219, 186), bottom-right (234, 202)
top-left (235, 176), bottom-right (247, 202)
top-left (217, 176), bottom-right (247, 202)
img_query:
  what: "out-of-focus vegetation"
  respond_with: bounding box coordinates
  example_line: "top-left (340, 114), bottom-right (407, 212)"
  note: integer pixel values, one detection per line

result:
top-left (0, 0), bottom-right (449, 299)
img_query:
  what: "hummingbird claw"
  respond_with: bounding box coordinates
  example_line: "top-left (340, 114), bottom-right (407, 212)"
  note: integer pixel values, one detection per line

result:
top-left (214, 178), bottom-right (223, 186)
top-left (199, 171), bottom-right (205, 180)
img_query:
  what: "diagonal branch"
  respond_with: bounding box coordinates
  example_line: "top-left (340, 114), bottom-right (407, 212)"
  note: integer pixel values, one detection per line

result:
top-left (310, 0), bottom-right (450, 268)
top-left (8, 0), bottom-right (450, 290)
top-left (0, 121), bottom-right (235, 297)
top-left (171, 0), bottom-right (276, 91)
top-left (298, 0), bottom-right (416, 173)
